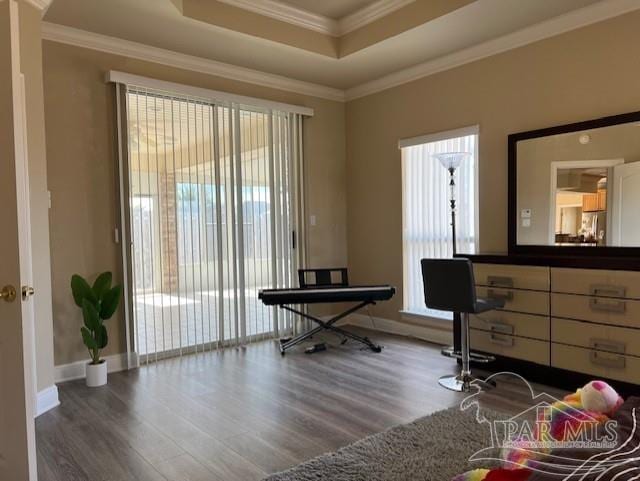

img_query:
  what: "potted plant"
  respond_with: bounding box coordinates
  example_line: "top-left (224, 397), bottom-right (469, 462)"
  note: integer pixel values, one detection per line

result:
top-left (70, 272), bottom-right (122, 387)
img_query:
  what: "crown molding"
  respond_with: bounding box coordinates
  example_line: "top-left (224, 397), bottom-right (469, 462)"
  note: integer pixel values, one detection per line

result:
top-left (339, 0), bottom-right (414, 35)
top-left (345, 0), bottom-right (640, 100)
top-left (40, 0), bottom-right (640, 105)
top-left (21, 0), bottom-right (52, 15)
top-left (215, 0), bottom-right (415, 36)
top-left (25, 0), bottom-right (52, 9)
top-left (217, 0), bottom-right (340, 36)
top-left (41, 22), bottom-right (346, 102)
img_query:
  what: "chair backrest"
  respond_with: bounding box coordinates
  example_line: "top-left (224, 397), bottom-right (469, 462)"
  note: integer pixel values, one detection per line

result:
top-left (298, 268), bottom-right (348, 288)
top-left (421, 258), bottom-right (477, 313)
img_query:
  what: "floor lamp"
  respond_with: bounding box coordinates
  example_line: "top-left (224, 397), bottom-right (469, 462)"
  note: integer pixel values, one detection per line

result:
top-left (433, 152), bottom-right (468, 256)
top-left (432, 152), bottom-right (495, 384)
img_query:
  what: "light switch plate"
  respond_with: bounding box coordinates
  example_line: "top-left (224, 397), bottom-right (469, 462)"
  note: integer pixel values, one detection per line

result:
top-left (310, 215), bottom-right (317, 226)
top-left (522, 218), bottom-right (531, 227)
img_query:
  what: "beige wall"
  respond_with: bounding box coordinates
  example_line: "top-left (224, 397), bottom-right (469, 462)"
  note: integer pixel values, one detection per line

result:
top-left (43, 42), bottom-right (347, 366)
top-left (345, 11), bottom-right (640, 321)
top-left (18, 3), bottom-right (56, 393)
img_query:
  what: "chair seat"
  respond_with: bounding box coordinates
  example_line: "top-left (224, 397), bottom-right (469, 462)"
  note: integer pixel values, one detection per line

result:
top-left (473, 297), bottom-right (505, 314)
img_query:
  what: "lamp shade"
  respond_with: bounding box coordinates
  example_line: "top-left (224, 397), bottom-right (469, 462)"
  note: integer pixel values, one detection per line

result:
top-left (433, 152), bottom-right (471, 170)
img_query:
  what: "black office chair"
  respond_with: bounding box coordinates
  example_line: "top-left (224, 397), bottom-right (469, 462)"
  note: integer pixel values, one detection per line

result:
top-left (421, 258), bottom-right (505, 392)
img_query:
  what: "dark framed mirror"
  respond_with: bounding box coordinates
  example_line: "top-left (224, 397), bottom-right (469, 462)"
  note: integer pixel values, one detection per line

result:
top-left (508, 111), bottom-right (640, 257)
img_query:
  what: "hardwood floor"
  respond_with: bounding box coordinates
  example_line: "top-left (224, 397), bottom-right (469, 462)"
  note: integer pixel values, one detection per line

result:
top-left (36, 328), bottom-right (565, 481)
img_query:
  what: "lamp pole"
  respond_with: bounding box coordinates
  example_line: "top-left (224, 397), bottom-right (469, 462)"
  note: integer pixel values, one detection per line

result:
top-left (448, 166), bottom-right (457, 256)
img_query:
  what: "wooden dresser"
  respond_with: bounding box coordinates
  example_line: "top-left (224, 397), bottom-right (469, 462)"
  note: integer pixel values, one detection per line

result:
top-left (459, 254), bottom-right (640, 388)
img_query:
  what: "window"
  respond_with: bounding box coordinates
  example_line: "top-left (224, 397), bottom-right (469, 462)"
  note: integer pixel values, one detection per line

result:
top-left (400, 126), bottom-right (478, 319)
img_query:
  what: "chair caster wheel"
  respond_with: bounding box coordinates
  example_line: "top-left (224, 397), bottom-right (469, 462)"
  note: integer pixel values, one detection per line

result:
top-left (372, 346), bottom-right (382, 353)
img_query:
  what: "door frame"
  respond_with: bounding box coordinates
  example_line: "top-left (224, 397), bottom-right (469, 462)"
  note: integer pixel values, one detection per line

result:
top-left (548, 159), bottom-right (624, 245)
top-left (611, 161), bottom-right (640, 246)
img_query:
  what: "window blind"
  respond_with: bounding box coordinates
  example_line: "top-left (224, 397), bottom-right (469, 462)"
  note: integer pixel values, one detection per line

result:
top-left (118, 85), bottom-right (305, 363)
top-left (401, 131), bottom-right (478, 319)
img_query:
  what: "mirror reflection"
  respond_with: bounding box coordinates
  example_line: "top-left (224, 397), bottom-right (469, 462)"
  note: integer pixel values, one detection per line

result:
top-left (554, 166), bottom-right (608, 246)
top-left (516, 121), bottom-right (640, 247)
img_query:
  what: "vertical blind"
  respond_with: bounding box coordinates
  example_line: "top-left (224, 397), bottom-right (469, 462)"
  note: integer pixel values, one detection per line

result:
top-left (120, 86), bottom-right (305, 362)
top-left (401, 131), bottom-right (477, 319)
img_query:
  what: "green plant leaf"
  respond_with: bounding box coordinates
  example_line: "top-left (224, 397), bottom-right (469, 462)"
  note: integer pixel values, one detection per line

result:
top-left (95, 324), bottom-right (108, 349)
top-left (71, 274), bottom-right (97, 307)
top-left (82, 298), bottom-right (101, 331)
top-left (92, 272), bottom-right (112, 301)
top-left (81, 326), bottom-right (98, 350)
top-left (100, 285), bottom-right (122, 320)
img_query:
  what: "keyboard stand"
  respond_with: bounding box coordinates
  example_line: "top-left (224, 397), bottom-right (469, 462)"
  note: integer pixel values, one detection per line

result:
top-left (278, 301), bottom-right (382, 355)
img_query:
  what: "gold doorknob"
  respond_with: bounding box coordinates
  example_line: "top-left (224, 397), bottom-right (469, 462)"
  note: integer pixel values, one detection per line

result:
top-left (1, 285), bottom-right (17, 303)
top-left (22, 286), bottom-right (35, 300)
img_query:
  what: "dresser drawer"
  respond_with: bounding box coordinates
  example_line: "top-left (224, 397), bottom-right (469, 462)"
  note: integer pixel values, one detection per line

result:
top-left (551, 344), bottom-right (640, 384)
top-left (470, 311), bottom-right (549, 341)
top-left (551, 268), bottom-right (640, 299)
top-left (551, 293), bottom-right (640, 328)
top-left (552, 318), bottom-right (640, 357)
top-left (474, 264), bottom-right (550, 292)
top-left (476, 287), bottom-right (549, 316)
top-left (470, 329), bottom-right (549, 365)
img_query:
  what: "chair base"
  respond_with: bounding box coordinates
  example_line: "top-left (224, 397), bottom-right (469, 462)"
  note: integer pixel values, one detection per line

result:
top-left (438, 374), bottom-right (473, 392)
top-left (438, 373), bottom-right (496, 392)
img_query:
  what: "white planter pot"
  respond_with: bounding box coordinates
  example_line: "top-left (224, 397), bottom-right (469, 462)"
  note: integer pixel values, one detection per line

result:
top-left (86, 360), bottom-right (107, 387)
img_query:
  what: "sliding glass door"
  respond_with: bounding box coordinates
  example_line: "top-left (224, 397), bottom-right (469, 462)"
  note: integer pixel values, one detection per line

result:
top-left (123, 88), bottom-right (303, 361)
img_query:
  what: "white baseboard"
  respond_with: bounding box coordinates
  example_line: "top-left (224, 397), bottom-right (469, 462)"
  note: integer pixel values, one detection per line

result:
top-left (54, 352), bottom-right (134, 383)
top-left (36, 385), bottom-right (60, 417)
top-left (342, 313), bottom-right (453, 346)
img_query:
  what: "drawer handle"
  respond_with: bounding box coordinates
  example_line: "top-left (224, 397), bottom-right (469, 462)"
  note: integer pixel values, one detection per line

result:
top-left (488, 322), bottom-right (514, 335)
top-left (589, 351), bottom-right (626, 369)
top-left (490, 333), bottom-right (514, 347)
top-left (589, 298), bottom-right (626, 314)
top-left (589, 338), bottom-right (626, 354)
top-left (487, 276), bottom-right (514, 289)
top-left (589, 284), bottom-right (626, 298)
top-left (487, 289), bottom-right (513, 302)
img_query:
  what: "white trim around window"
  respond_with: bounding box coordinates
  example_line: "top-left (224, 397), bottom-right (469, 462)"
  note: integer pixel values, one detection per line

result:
top-left (106, 71), bottom-right (315, 117)
top-left (398, 125), bottom-right (479, 149)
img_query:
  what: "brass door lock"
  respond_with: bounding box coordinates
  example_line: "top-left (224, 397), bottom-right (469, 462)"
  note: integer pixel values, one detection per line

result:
top-left (0, 285), bottom-right (17, 303)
